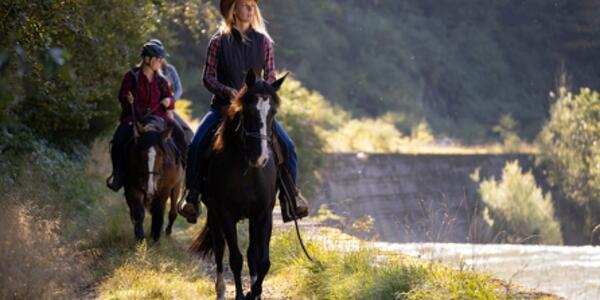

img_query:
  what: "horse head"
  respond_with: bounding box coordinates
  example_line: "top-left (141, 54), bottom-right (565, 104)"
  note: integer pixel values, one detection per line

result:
top-left (133, 116), bottom-right (172, 198)
top-left (225, 70), bottom-right (287, 168)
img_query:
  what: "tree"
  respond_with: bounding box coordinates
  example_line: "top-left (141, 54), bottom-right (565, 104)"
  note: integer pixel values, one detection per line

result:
top-left (537, 87), bottom-right (600, 235)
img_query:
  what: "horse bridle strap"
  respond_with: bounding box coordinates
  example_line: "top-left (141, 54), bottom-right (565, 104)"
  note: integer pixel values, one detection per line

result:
top-left (235, 113), bottom-right (273, 142)
top-left (245, 131), bottom-right (272, 141)
top-left (141, 171), bottom-right (161, 176)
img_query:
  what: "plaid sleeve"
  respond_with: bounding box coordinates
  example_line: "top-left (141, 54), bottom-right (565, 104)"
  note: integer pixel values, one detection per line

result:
top-left (263, 37), bottom-right (276, 84)
top-left (203, 34), bottom-right (226, 97)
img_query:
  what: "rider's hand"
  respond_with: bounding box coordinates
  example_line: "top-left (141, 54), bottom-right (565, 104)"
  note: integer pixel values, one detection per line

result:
top-left (161, 98), bottom-right (171, 108)
top-left (224, 86), bottom-right (238, 99)
top-left (126, 91), bottom-right (134, 104)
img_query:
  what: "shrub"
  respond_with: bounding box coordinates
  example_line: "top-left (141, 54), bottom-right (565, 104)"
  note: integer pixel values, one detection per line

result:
top-left (536, 87), bottom-right (600, 234)
top-left (478, 160), bottom-right (563, 244)
top-left (0, 186), bottom-right (89, 299)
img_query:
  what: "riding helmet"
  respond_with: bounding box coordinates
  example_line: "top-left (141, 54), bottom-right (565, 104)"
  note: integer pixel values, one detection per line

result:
top-left (140, 42), bottom-right (166, 58)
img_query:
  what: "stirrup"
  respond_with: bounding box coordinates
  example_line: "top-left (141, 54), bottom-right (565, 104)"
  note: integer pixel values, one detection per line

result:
top-left (281, 191), bottom-right (309, 223)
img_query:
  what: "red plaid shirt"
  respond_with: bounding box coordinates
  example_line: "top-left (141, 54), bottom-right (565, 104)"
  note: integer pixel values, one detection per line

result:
top-left (203, 31), bottom-right (276, 98)
top-left (118, 70), bottom-right (175, 124)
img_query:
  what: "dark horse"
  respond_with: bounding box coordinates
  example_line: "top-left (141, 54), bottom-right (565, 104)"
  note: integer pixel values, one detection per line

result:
top-left (124, 116), bottom-right (184, 242)
top-left (190, 71), bottom-right (287, 300)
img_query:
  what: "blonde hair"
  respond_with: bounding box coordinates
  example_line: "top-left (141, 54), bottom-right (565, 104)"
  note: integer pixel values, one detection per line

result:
top-left (136, 56), bottom-right (164, 77)
top-left (219, 0), bottom-right (273, 43)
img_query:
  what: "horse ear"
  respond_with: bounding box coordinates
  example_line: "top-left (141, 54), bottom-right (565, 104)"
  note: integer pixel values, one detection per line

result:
top-left (161, 127), bottom-right (172, 140)
top-left (245, 69), bottom-right (257, 88)
top-left (271, 72), bottom-right (288, 91)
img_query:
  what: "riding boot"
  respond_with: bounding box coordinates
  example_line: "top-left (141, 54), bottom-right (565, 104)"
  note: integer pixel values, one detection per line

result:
top-left (280, 190), bottom-right (309, 223)
top-left (106, 126), bottom-right (129, 192)
top-left (178, 188), bottom-right (201, 224)
top-left (170, 121), bottom-right (188, 167)
top-left (279, 167), bottom-right (309, 223)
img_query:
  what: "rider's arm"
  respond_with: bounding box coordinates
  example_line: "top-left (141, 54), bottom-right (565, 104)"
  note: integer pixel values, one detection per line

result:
top-left (118, 71), bottom-right (135, 110)
top-left (203, 34), bottom-right (227, 99)
top-left (263, 37), bottom-right (276, 85)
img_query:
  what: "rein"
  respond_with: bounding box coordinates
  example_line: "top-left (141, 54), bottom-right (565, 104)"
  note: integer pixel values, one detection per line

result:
top-left (278, 168), bottom-right (314, 262)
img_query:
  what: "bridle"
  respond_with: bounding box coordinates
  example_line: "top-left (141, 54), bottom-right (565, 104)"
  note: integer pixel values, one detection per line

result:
top-left (235, 109), bottom-right (274, 144)
top-left (233, 103), bottom-right (275, 172)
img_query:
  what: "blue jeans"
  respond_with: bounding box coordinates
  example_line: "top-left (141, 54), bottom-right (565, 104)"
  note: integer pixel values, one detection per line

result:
top-left (186, 108), bottom-right (298, 193)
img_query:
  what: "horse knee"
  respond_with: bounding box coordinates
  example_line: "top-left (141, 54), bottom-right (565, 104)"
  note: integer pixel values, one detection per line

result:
top-left (229, 251), bottom-right (243, 271)
top-left (258, 258), bottom-right (270, 275)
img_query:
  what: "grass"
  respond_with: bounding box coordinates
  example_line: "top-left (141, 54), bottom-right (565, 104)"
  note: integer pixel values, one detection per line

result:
top-left (96, 242), bottom-right (213, 300)
top-left (268, 229), bottom-right (556, 300)
top-left (0, 138), bottom-right (557, 300)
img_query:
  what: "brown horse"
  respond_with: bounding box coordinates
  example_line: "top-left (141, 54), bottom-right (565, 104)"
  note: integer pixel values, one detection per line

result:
top-left (190, 71), bottom-right (287, 300)
top-left (124, 116), bottom-right (184, 242)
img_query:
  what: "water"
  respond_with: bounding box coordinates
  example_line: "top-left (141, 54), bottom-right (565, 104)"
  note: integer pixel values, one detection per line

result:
top-left (374, 242), bottom-right (600, 299)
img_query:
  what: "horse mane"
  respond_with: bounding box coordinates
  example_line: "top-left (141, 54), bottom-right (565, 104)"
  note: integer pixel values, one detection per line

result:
top-left (213, 85), bottom-right (248, 153)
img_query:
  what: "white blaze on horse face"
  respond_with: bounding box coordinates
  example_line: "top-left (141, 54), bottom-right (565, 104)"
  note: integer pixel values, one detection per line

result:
top-left (256, 96), bottom-right (271, 167)
top-left (147, 147), bottom-right (157, 195)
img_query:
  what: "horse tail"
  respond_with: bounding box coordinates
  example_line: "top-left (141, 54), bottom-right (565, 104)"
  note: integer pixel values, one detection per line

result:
top-left (189, 219), bottom-right (224, 258)
top-left (189, 222), bottom-right (211, 257)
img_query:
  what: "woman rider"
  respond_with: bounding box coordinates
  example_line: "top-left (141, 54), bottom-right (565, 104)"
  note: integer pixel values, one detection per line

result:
top-left (178, 0), bottom-right (308, 223)
top-left (148, 38), bottom-right (194, 143)
top-left (106, 42), bottom-right (187, 191)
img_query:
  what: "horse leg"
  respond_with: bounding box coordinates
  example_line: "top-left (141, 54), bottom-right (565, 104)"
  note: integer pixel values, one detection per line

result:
top-left (150, 194), bottom-right (167, 243)
top-left (247, 212), bottom-right (273, 300)
top-left (166, 186), bottom-right (180, 236)
top-left (126, 189), bottom-right (145, 241)
top-left (211, 220), bottom-right (226, 300)
top-left (247, 218), bottom-right (259, 288)
top-left (221, 213), bottom-right (245, 300)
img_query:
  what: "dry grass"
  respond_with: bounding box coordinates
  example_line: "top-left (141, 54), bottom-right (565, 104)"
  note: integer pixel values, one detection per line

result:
top-left (0, 199), bottom-right (90, 299)
top-left (325, 143), bottom-right (538, 155)
top-left (96, 243), bottom-right (213, 300)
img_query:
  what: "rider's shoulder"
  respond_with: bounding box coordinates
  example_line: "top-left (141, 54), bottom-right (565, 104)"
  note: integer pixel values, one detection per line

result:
top-left (210, 32), bottom-right (224, 42)
top-left (123, 67), bottom-right (140, 78)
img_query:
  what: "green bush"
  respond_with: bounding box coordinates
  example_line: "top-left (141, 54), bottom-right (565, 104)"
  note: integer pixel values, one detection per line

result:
top-left (259, 0), bottom-right (600, 142)
top-left (478, 160), bottom-right (563, 244)
top-left (0, 0), bottom-right (187, 145)
top-left (276, 74), bottom-right (348, 193)
top-left (324, 118), bottom-right (404, 153)
top-left (536, 87), bottom-right (600, 234)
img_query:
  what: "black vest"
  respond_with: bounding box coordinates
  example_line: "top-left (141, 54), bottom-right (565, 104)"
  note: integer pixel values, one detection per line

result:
top-left (212, 28), bottom-right (265, 108)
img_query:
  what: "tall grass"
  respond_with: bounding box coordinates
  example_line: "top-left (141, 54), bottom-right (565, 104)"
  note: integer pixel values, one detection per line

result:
top-left (96, 242), bottom-right (213, 300)
top-left (0, 155), bottom-right (92, 299)
top-left (269, 229), bottom-right (546, 300)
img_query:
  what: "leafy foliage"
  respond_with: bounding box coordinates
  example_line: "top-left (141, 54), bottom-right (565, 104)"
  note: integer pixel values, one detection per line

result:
top-left (257, 0), bottom-right (600, 142)
top-left (478, 160), bottom-right (563, 244)
top-left (536, 87), bottom-right (600, 233)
